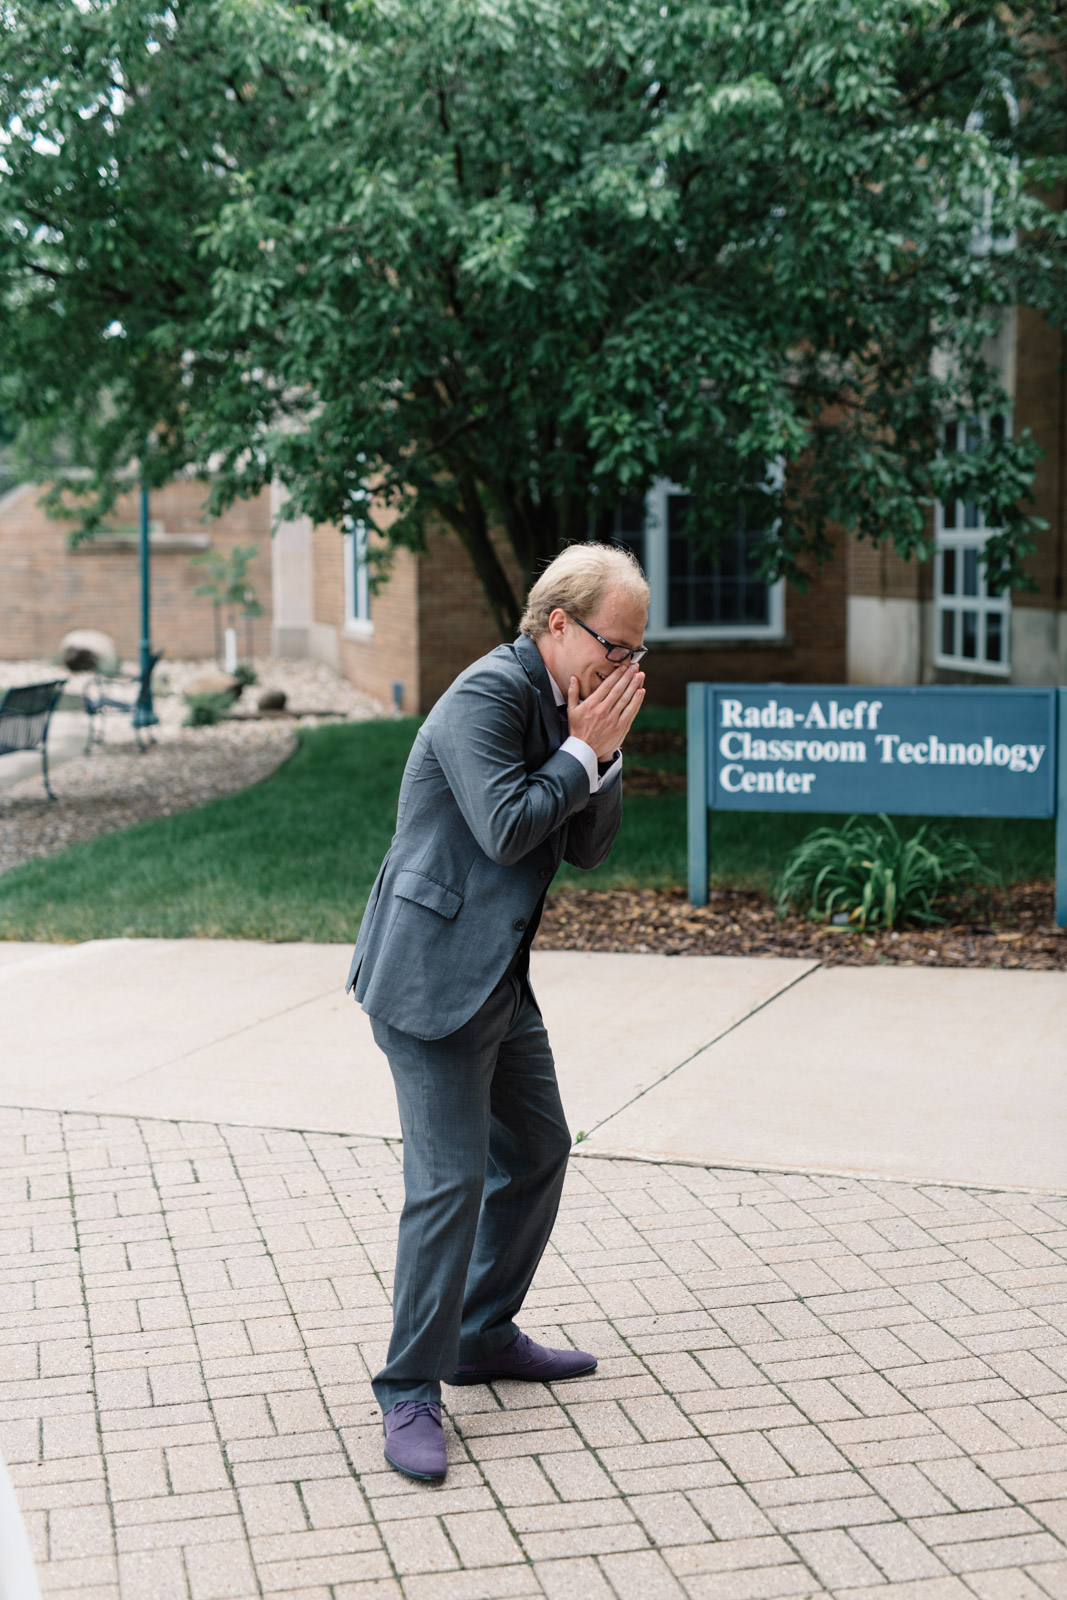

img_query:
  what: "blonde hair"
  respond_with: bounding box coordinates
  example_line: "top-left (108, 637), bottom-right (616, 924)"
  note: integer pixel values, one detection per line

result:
top-left (519, 543), bottom-right (649, 639)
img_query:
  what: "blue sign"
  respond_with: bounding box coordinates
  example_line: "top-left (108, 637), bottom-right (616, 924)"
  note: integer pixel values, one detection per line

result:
top-left (686, 683), bottom-right (1067, 926)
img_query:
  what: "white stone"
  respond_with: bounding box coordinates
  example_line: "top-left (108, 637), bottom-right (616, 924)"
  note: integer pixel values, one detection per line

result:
top-left (58, 628), bottom-right (118, 674)
top-left (184, 669), bottom-right (239, 700)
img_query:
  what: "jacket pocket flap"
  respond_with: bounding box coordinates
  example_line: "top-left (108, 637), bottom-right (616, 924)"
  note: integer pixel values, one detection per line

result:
top-left (394, 869), bottom-right (463, 920)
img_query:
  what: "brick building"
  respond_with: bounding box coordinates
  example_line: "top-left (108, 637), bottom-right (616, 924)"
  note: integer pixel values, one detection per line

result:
top-left (3, 308), bottom-right (1064, 709)
top-left (0, 477), bottom-right (273, 664)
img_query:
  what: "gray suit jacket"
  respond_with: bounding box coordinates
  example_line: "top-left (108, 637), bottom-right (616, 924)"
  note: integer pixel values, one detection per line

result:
top-left (346, 633), bottom-right (622, 1039)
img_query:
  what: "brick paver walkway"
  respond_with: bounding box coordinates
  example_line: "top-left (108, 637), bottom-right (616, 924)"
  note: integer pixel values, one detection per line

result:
top-left (2, 1106), bottom-right (1067, 1600)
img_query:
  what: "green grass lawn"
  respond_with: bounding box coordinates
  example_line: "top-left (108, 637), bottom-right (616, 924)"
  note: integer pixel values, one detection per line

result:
top-left (0, 712), bottom-right (1054, 943)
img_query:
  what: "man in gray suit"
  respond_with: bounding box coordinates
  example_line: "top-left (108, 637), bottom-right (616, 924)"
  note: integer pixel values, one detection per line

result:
top-left (347, 543), bottom-right (648, 1480)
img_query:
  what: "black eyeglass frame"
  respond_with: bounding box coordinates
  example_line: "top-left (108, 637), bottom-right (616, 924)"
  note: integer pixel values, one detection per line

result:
top-left (567, 613), bottom-right (648, 666)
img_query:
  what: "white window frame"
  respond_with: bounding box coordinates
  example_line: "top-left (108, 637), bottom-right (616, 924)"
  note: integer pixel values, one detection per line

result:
top-left (342, 519), bottom-right (373, 639)
top-left (933, 416), bottom-right (1011, 678)
top-left (636, 478), bottom-right (785, 643)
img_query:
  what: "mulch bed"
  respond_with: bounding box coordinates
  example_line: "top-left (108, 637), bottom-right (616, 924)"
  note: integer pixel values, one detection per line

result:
top-left (536, 881), bottom-right (1067, 970)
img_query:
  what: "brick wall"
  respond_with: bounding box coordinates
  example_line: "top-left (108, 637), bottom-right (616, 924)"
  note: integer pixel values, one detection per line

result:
top-left (1014, 302), bottom-right (1066, 610)
top-left (330, 530), bottom-right (421, 714)
top-left (310, 519), bottom-right (345, 635)
top-left (848, 530), bottom-right (927, 601)
top-left (416, 528), bottom-right (522, 708)
top-left (0, 479), bottom-right (273, 661)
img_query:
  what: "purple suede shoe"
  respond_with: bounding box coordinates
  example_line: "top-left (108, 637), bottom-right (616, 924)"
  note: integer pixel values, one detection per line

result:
top-left (448, 1331), bottom-right (597, 1386)
top-left (383, 1400), bottom-right (447, 1481)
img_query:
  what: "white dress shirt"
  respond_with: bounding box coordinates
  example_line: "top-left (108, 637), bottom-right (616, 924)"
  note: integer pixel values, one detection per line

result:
top-left (548, 673), bottom-right (623, 795)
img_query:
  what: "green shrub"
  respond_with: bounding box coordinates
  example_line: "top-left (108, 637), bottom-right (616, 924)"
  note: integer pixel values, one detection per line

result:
top-left (183, 691), bottom-right (233, 727)
top-left (233, 663), bottom-right (258, 692)
top-left (775, 813), bottom-right (996, 930)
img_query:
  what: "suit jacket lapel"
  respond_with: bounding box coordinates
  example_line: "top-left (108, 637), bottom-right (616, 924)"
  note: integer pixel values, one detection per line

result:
top-left (512, 634), bottom-right (564, 753)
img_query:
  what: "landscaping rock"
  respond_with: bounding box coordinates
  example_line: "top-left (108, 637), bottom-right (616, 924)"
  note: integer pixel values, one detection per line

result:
top-left (185, 669), bottom-right (240, 702)
top-left (257, 687), bottom-right (287, 711)
top-left (60, 628), bottom-right (119, 674)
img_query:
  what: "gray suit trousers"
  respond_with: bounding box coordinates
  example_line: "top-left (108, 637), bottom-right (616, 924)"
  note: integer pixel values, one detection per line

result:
top-left (370, 969), bottom-right (571, 1412)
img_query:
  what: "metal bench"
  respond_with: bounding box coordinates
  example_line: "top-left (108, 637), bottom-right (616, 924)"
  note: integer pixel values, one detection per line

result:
top-left (0, 679), bottom-right (67, 799)
top-left (83, 650), bottom-right (163, 752)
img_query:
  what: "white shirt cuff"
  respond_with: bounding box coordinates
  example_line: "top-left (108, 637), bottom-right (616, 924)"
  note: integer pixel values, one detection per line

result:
top-left (560, 736), bottom-right (621, 795)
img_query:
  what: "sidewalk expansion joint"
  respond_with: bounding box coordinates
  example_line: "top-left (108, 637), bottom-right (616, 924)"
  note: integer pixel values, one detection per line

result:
top-left (577, 959), bottom-right (823, 1143)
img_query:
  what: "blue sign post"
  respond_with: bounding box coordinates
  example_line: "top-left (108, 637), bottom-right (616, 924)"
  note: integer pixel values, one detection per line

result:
top-left (687, 683), bottom-right (1067, 926)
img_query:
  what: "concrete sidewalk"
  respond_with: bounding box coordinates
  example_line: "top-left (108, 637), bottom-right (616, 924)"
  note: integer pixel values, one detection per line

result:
top-left (0, 939), bottom-right (1064, 1191)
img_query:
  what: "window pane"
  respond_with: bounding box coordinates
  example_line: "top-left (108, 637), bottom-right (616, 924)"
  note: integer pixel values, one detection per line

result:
top-left (942, 549), bottom-right (956, 595)
top-left (961, 610), bottom-right (978, 658)
top-left (717, 538), bottom-right (742, 582)
top-left (616, 496), bottom-right (644, 536)
top-left (669, 579), bottom-right (715, 626)
top-left (666, 493), bottom-right (691, 537)
top-left (941, 607), bottom-right (956, 656)
top-left (985, 611), bottom-right (1003, 663)
top-left (718, 580), bottom-right (742, 619)
top-left (744, 584), bottom-right (769, 624)
top-left (345, 525), bottom-right (372, 624)
top-left (662, 491), bottom-right (771, 629)
top-left (936, 412), bottom-right (1012, 671)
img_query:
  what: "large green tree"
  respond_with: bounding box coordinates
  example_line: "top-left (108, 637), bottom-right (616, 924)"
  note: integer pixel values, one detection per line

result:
top-left (3, 0), bottom-right (1067, 633)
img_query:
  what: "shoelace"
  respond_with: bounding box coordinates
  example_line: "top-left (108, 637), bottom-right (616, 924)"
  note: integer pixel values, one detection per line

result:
top-left (390, 1401), bottom-right (441, 1429)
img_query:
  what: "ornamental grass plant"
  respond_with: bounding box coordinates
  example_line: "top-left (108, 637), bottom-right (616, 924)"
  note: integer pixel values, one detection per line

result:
top-left (775, 813), bottom-right (997, 931)
top-left (183, 690), bottom-right (233, 727)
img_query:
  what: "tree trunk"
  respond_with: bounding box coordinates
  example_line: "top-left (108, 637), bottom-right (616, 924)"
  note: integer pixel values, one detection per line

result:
top-left (440, 475), bottom-right (523, 638)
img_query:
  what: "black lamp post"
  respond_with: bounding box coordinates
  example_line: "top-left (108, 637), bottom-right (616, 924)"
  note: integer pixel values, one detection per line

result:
top-left (132, 459), bottom-right (159, 733)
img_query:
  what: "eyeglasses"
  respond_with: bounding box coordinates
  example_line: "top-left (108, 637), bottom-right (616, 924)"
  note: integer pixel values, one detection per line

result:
top-left (567, 613), bottom-right (648, 665)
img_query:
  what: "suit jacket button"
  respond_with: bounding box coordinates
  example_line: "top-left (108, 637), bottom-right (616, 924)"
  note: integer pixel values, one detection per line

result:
top-left (538, 868), bottom-right (549, 879)
top-left (513, 918), bottom-right (526, 931)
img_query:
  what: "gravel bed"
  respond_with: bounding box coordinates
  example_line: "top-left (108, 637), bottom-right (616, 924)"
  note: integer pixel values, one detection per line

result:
top-left (0, 654), bottom-right (383, 731)
top-left (0, 657), bottom-right (383, 877)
